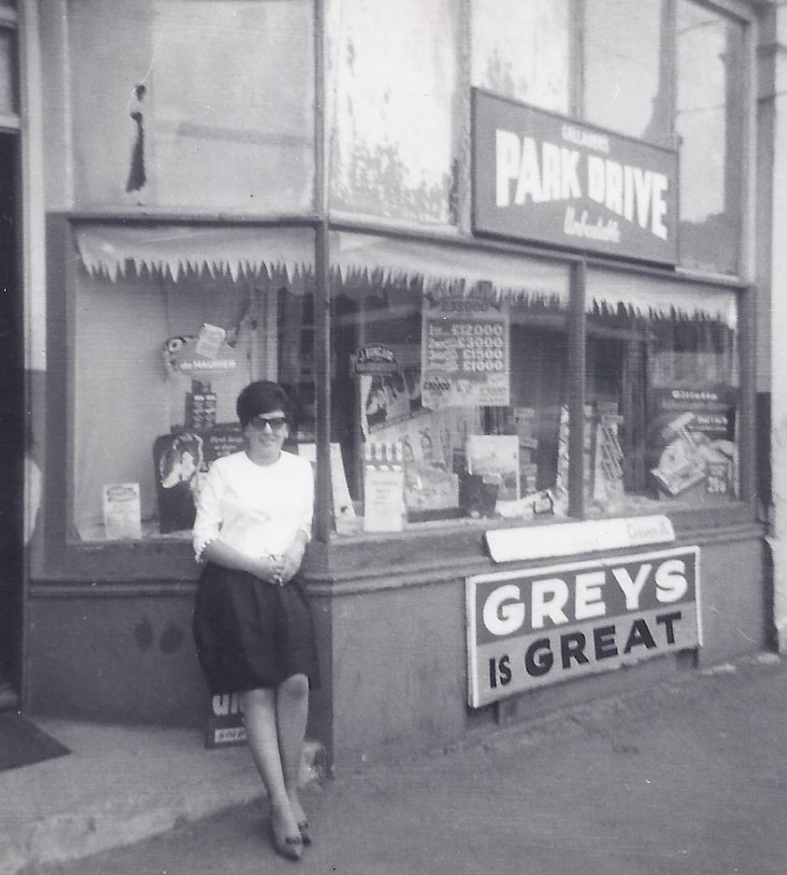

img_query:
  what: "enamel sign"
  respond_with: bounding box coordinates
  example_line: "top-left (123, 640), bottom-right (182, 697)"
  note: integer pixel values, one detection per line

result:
top-left (472, 90), bottom-right (679, 265)
top-left (467, 547), bottom-right (700, 707)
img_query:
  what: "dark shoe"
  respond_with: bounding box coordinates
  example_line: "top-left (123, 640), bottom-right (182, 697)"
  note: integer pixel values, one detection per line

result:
top-left (270, 821), bottom-right (303, 862)
top-left (297, 821), bottom-right (312, 846)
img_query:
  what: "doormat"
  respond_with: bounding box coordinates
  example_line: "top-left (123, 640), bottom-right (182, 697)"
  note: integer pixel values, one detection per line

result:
top-left (0, 712), bottom-right (70, 773)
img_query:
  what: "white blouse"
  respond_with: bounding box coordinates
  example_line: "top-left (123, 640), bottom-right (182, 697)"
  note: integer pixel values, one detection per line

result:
top-left (192, 450), bottom-right (314, 562)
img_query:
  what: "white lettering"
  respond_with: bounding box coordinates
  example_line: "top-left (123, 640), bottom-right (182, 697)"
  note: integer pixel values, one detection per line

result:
top-left (531, 578), bottom-right (570, 629)
top-left (564, 207), bottom-right (621, 243)
top-left (587, 155), bottom-right (605, 204)
top-left (541, 141), bottom-right (562, 202)
top-left (655, 559), bottom-right (688, 602)
top-left (575, 571), bottom-right (607, 620)
top-left (611, 564), bottom-right (653, 610)
top-left (495, 130), bottom-right (521, 207)
top-left (651, 173), bottom-right (668, 239)
top-left (483, 584), bottom-right (525, 636)
top-left (605, 160), bottom-right (623, 214)
top-left (514, 137), bottom-right (544, 204)
top-left (561, 148), bottom-right (582, 199)
top-left (633, 167), bottom-right (654, 230)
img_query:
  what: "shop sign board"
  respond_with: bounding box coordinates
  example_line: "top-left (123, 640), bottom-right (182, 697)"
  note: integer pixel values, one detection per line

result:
top-left (472, 89), bottom-right (679, 265)
top-left (466, 546), bottom-right (700, 707)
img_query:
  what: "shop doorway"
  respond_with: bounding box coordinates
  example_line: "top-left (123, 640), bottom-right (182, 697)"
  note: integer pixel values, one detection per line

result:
top-left (0, 132), bottom-right (23, 709)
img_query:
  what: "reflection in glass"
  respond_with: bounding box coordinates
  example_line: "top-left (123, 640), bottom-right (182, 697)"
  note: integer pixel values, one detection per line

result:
top-left (471, 0), bottom-right (570, 113)
top-left (583, 0), bottom-right (670, 146)
top-left (69, 0), bottom-right (314, 212)
top-left (677, 1), bottom-right (745, 275)
top-left (329, 0), bottom-right (459, 224)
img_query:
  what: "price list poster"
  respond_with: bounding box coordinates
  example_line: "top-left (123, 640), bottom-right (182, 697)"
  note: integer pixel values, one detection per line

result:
top-left (421, 293), bottom-right (511, 410)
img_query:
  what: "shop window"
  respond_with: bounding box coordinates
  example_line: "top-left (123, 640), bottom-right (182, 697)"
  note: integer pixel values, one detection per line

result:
top-left (676, 1), bottom-right (746, 276)
top-left (69, 225), bottom-right (315, 542)
top-left (328, 0), bottom-right (460, 224)
top-left (585, 269), bottom-right (739, 517)
top-left (583, 0), bottom-right (671, 147)
top-left (471, 0), bottom-right (570, 114)
top-left (68, 0), bottom-right (314, 212)
top-left (328, 233), bottom-right (571, 533)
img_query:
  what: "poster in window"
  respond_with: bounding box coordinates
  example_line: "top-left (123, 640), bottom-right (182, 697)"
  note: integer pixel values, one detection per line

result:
top-left (153, 431), bottom-right (205, 534)
top-left (647, 388), bottom-right (737, 502)
top-left (359, 345), bottom-right (423, 438)
top-left (421, 290), bottom-right (510, 409)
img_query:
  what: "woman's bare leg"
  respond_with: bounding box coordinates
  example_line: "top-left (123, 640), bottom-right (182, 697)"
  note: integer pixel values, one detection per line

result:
top-left (241, 688), bottom-right (299, 837)
top-left (276, 674), bottom-right (310, 824)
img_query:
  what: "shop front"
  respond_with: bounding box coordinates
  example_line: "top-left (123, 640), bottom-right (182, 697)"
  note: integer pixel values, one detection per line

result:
top-left (23, 0), bottom-right (768, 769)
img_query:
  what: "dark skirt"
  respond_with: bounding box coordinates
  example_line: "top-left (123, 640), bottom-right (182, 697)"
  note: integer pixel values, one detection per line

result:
top-left (192, 563), bottom-right (320, 695)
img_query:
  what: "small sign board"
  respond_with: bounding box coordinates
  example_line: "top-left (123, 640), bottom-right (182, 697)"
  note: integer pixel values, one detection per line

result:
top-left (205, 692), bottom-right (246, 749)
top-left (102, 483), bottom-right (142, 540)
top-left (485, 514), bottom-right (675, 563)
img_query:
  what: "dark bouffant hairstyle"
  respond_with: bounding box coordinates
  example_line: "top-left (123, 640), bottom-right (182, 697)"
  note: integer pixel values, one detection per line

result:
top-left (236, 381), bottom-right (293, 429)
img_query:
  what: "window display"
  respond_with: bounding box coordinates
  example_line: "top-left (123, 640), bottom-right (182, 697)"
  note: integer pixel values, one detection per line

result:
top-left (60, 219), bottom-right (745, 550)
top-left (585, 269), bottom-right (739, 515)
top-left (70, 225), bottom-right (315, 542)
top-left (330, 233), bottom-right (571, 531)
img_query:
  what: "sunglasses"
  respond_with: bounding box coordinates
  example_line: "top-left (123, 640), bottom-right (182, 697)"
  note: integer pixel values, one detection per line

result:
top-left (248, 415), bottom-right (288, 431)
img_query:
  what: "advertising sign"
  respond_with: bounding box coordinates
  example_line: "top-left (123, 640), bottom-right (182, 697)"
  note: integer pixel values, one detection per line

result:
top-left (421, 290), bottom-right (510, 409)
top-left (647, 387), bottom-right (737, 501)
top-left (467, 546), bottom-right (700, 707)
top-left (102, 483), bottom-right (142, 540)
top-left (472, 90), bottom-right (679, 264)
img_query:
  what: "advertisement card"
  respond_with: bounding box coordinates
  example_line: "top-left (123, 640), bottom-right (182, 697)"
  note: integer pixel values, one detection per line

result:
top-left (421, 290), bottom-right (510, 409)
top-left (647, 388), bottom-right (737, 501)
top-left (363, 442), bottom-right (405, 533)
top-left (102, 483), bottom-right (142, 540)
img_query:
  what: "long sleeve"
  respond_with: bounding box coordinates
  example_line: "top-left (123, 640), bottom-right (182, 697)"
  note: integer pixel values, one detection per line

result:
top-left (192, 461), bottom-right (224, 562)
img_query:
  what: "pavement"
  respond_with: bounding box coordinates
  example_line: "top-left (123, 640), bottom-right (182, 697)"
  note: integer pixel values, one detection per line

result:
top-left (3, 650), bottom-right (787, 875)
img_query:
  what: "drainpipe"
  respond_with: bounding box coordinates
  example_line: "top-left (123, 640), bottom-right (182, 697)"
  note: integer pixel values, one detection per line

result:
top-left (758, 2), bottom-right (787, 651)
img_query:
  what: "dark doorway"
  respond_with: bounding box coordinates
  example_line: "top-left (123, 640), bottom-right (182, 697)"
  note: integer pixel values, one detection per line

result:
top-left (0, 132), bottom-right (23, 707)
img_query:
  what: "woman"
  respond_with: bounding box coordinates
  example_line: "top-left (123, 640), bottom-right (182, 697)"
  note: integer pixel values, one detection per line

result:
top-left (192, 381), bottom-right (319, 862)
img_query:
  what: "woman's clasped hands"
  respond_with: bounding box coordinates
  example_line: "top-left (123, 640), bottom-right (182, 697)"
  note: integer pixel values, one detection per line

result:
top-left (255, 543), bottom-right (304, 586)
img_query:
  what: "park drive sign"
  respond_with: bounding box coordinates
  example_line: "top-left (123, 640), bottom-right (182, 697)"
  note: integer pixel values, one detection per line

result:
top-left (472, 89), bottom-right (679, 264)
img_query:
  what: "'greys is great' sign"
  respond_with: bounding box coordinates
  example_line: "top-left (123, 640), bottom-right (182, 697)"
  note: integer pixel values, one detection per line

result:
top-left (472, 89), bottom-right (679, 265)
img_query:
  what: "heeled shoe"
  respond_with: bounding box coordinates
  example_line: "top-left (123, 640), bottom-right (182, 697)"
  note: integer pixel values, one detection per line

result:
top-left (297, 820), bottom-right (313, 846)
top-left (270, 821), bottom-right (304, 862)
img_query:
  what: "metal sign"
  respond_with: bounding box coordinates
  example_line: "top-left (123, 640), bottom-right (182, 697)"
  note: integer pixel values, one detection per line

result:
top-left (467, 546), bottom-right (701, 707)
top-left (472, 90), bottom-right (679, 265)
